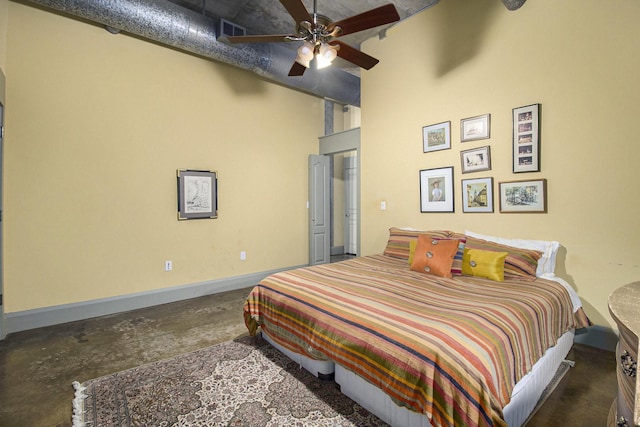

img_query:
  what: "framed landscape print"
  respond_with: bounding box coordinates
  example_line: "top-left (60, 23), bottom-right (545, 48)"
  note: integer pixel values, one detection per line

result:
top-left (420, 166), bottom-right (454, 213)
top-left (422, 121), bottom-right (451, 153)
top-left (462, 177), bottom-right (493, 213)
top-left (461, 114), bottom-right (490, 142)
top-left (177, 169), bottom-right (218, 220)
top-left (513, 103), bottom-right (541, 172)
top-left (499, 179), bottom-right (547, 213)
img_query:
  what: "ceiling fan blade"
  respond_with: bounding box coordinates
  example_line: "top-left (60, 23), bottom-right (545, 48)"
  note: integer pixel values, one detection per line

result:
top-left (332, 41), bottom-right (379, 70)
top-left (288, 61), bottom-right (307, 76)
top-left (280, 0), bottom-right (313, 25)
top-left (328, 4), bottom-right (400, 37)
top-left (226, 34), bottom-right (297, 44)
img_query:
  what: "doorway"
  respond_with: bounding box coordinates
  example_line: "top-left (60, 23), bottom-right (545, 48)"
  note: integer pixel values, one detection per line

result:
top-left (309, 128), bottom-right (360, 265)
top-left (0, 101), bottom-right (4, 339)
top-left (330, 151), bottom-right (357, 257)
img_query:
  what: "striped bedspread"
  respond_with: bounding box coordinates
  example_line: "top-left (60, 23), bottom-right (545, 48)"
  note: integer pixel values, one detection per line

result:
top-left (244, 255), bottom-right (589, 427)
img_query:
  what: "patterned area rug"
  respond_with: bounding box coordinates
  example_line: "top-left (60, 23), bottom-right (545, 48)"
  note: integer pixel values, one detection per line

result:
top-left (72, 335), bottom-right (388, 426)
top-left (72, 334), bottom-right (571, 427)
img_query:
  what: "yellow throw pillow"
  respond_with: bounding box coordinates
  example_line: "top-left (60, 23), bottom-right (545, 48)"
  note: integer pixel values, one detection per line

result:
top-left (462, 248), bottom-right (508, 282)
top-left (410, 235), bottom-right (460, 278)
top-left (408, 239), bottom-right (417, 265)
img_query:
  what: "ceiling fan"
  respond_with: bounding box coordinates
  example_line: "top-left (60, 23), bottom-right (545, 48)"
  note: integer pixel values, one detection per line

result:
top-left (224, 0), bottom-right (401, 76)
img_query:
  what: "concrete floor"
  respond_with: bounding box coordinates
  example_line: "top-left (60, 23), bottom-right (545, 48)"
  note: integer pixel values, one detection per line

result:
top-left (0, 287), bottom-right (252, 427)
top-left (0, 284), bottom-right (617, 427)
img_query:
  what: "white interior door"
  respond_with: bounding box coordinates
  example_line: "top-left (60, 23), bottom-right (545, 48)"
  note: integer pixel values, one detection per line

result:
top-left (344, 155), bottom-right (358, 255)
top-left (308, 154), bottom-right (330, 265)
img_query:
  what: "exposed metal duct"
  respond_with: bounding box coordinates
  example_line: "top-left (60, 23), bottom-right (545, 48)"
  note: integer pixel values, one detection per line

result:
top-left (501, 0), bottom-right (527, 11)
top-left (22, 0), bottom-right (362, 106)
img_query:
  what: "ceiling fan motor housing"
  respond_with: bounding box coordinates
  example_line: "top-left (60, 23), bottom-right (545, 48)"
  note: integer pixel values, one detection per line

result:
top-left (296, 15), bottom-right (342, 45)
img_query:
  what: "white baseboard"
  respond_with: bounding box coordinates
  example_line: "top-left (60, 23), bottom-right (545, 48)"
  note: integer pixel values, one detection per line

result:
top-left (4, 265), bottom-right (305, 336)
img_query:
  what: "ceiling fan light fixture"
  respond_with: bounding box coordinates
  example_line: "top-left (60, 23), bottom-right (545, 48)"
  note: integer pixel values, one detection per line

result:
top-left (295, 41), bottom-right (315, 68)
top-left (316, 43), bottom-right (338, 69)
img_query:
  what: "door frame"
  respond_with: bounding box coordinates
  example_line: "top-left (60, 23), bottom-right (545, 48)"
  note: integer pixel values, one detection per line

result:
top-left (318, 128), bottom-right (361, 257)
top-left (343, 155), bottom-right (357, 255)
top-left (0, 69), bottom-right (5, 339)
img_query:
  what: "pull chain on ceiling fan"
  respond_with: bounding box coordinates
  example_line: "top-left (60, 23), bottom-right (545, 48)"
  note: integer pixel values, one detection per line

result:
top-left (225, 0), bottom-right (400, 76)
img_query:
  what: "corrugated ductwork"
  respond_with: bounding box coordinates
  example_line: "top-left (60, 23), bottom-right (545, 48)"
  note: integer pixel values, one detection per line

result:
top-left (22, 0), bottom-right (362, 106)
top-left (501, 0), bottom-right (527, 11)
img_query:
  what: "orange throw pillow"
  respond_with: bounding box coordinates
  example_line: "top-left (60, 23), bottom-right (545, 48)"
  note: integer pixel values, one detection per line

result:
top-left (410, 235), bottom-right (460, 278)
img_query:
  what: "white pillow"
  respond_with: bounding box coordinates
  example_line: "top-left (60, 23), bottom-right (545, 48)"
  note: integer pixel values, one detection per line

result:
top-left (464, 230), bottom-right (560, 277)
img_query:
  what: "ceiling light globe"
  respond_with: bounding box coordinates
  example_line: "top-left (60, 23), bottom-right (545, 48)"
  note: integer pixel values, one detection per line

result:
top-left (295, 41), bottom-right (315, 68)
top-left (316, 43), bottom-right (338, 69)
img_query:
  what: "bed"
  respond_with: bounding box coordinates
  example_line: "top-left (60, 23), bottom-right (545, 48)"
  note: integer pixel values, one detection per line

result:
top-left (243, 228), bottom-right (591, 427)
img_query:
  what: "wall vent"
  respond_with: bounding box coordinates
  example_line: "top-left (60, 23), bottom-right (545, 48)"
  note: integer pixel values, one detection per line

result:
top-left (219, 19), bottom-right (245, 37)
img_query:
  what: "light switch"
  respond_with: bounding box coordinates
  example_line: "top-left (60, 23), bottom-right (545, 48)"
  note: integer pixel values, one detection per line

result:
top-left (380, 201), bottom-right (387, 210)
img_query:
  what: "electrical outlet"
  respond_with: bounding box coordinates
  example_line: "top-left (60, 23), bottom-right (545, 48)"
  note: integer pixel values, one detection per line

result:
top-left (165, 260), bottom-right (172, 271)
top-left (240, 251), bottom-right (246, 261)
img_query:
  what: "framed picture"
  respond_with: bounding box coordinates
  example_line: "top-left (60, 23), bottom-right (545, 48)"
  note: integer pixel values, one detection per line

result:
top-left (419, 166), bottom-right (454, 213)
top-left (512, 103), bottom-right (541, 172)
top-left (461, 114), bottom-right (490, 142)
top-left (499, 179), bottom-right (547, 213)
top-left (422, 121), bottom-right (451, 153)
top-left (460, 145), bottom-right (491, 173)
top-left (462, 177), bottom-right (494, 213)
top-left (177, 169), bottom-right (218, 220)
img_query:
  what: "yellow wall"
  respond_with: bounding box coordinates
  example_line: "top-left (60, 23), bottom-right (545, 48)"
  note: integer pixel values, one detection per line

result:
top-left (0, 0), bottom-right (7, 71)
top-left (361, 0), bottom-right (640, 328)
top-left (3, 3), bottom-right (324, 312)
